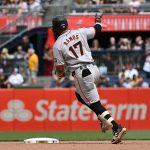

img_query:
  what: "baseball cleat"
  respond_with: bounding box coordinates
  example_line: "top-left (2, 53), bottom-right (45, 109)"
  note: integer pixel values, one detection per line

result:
top-left (111, 125), bottom-right (127, 144)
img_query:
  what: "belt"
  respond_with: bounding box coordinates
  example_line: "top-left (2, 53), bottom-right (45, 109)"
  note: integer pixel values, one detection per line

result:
top-left (72, 62), bottom-right (95, 77)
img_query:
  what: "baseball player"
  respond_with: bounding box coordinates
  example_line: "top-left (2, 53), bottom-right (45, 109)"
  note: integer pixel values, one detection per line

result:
top-left (52, 14), bottom-right (127, 144)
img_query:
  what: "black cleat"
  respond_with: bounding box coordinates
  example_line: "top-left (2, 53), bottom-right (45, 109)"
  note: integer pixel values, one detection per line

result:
top-left (111, 125), bottom-right (127, 144)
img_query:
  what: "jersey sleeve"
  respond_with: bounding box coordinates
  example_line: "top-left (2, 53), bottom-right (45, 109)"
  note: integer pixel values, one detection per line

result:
top-left (53, 45), bottom-right (65, 66)
top-left (79, 27), bottom-right (95, 40)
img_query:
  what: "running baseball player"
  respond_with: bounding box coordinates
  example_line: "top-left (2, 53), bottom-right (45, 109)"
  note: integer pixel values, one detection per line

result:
top-left (52, 14), bottom-right (127, 144)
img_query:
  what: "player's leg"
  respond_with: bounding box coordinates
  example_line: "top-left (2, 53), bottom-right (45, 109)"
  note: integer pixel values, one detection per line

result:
top-left (74, 67), bottom-right (116, 130)
top-left (74, 66), bottom-right (126, 144)
top-left (75, 91), bottom-right (118, 132)
top-left (75, 92), bottom-right (109, 132)
top-left (76, 91), bottom-right (126, 144)
top-left (89, 100), bottom-right (127, 144)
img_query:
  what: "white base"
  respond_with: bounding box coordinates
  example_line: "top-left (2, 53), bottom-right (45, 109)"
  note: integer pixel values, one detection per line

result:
top-left (24, 137), bottom-right (59, 144)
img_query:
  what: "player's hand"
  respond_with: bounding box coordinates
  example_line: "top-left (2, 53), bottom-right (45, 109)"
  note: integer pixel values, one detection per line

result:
top-left (57, 72), bottom-right (65, 79)
top-left (95, 13), bottom-right (103, 23)
top-left (56, 64), bottom-right (65, 79)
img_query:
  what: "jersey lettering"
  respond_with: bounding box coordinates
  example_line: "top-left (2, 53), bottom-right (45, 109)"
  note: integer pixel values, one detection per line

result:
top-left (69, 41), bottom-right (83, 58)
top-left (64, 35), bottom-right (79, 45)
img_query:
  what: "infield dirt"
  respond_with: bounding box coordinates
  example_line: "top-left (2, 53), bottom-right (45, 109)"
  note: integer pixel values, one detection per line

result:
top-left (0, 141), bottom-right (150, 150)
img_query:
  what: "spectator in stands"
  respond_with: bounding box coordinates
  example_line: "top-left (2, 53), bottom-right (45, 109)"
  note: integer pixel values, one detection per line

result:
top-left (0, 48), bottom-right (14, 59)
top-left (0, 68), bottom-right (7, 88)
top-left (117, 73), bottom-right (149, 88)
top-left (137, 74), bottom-right (149, 87)
top-left (145, 37), bottom-right (150, 54)
top-left (108, 36), bottom-right (117, 50)
top-left (124, 63), bottom-right (139, 79)
top-left (14, 45), bottom-right (27, 77)
top-left (21, 35), bottom-right (34, 52)
top-left (14, 45), bottom-right (26, 59)
top-left (143, 50), bottom-right (150, 78)
top-left (7, 0), bottom-right (18, 14)
top-left (0, 48), bottom-right (14, 76)
top-left (4, 67), bottom-right (24, 88)
top-left (118, 65), bottom-right (126, 79)
top-left (130, 74), bottom-right (149, 87)
top-left (99, 63), bottom-right (108, 75)
top-left (118, 38), bottom-right (131, 50)
top-left (91, 39), bottom-right (102, 51)
top-left (128, 0), bottom-right (141, 14)
top-left (26, 48), bottom-right (39, 84)
top-left (132, 35), bottom-right (144, 51)
top-left (0, 48), bottom-right (14, 70)
top-left (18, 0), bottom-right (28, 15)
top-left (28, 0), bottom-right (42, 12)
top-left (97, 75), bottom-right (110, 87)
top-left (0, 0), bottom-right (9, 15)
top-left (119, 75), bottom-right (132, 88)
top-left (97, 63), bottom-right (110, 87)
top-left (129, 74), bottom-right (140, 87)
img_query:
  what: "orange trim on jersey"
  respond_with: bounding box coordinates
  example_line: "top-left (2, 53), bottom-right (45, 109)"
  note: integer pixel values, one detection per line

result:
top-left (74, 75), bottom-right (90, 104)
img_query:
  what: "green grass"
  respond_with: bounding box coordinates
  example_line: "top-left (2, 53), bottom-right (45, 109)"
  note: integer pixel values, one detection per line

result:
top-left (0, 131), bottom-right (150, 141)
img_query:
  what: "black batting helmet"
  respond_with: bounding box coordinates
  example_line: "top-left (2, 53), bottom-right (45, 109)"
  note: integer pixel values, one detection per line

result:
top-left (52, 15), bottom-right (68, 36)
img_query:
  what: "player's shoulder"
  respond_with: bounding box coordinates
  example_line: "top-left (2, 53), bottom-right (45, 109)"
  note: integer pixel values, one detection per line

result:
top-left (70, 28), bottom-right (88, 33)
top-left (78, 27), bottom-right (94, 33)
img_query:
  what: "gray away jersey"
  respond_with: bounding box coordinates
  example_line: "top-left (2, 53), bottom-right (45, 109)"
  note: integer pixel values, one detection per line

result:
top-left (53, 27), bottom-right (95, 72)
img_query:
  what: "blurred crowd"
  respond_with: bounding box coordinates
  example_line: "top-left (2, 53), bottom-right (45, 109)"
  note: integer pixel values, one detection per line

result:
top-left (0, 35), bottom-right (39, 88)
top-left (116, 63), bottom-right (149, 88)
top-left (97, 62), bottom-right (150, 88)
top-left (90, 35), bottom-right (150, 88)
top-left (0, 34), bottom-right (150, 88)
top-left (72, 0), bottom-right (150, 14)
top-left (0, 0), bottom-right (52, 16)
top-left (91, 36), bottom-right (150, 54)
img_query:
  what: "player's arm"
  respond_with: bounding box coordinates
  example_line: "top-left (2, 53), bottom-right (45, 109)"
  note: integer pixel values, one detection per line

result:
top-left (94, 13), bottom-right (103, 36)
top-left (53, 46), bottom-right (65, 79)
top-left (80, 13), bottom-right (103, 40)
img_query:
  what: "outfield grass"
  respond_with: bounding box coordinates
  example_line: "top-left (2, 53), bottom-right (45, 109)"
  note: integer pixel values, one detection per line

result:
top-left (0, 131), bottom-right (150, 141)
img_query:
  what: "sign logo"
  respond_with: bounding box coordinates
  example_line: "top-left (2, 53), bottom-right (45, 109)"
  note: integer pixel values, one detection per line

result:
top-left (0, 100), bottom-right (32, 122)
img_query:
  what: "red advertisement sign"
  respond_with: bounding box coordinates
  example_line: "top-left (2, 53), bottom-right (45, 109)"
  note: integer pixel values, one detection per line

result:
top-left (0, 15), bottom-right (150, 33)
top-left (0, 16), bottom-right (42, 33)
top-left (67, 15), bottom-right (150, 31)
top-left (0, 88), bottom-right (149, 131)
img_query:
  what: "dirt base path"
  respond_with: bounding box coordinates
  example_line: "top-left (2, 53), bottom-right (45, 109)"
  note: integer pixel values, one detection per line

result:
top-left (0, 141), bottom-right (150, 150)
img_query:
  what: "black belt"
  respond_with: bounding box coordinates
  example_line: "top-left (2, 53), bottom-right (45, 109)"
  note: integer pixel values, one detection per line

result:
top-left (72, 62), bottom-right (95, 77)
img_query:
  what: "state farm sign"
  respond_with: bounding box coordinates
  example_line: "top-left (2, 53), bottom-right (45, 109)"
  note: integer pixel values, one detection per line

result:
top-left (0, 88), bottom-right (149, 131)
top-left (0, 99), bottom-right (147, 122)
top-left (35, 99), bottom-right (147, 121)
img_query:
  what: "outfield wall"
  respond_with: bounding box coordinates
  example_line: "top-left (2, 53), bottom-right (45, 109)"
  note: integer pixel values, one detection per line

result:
top-left (0, 88), bottom-right (149, 131)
